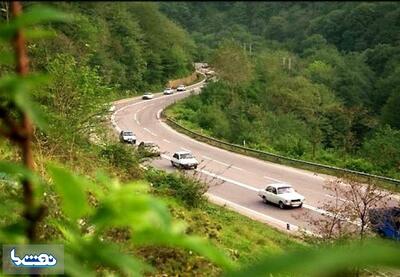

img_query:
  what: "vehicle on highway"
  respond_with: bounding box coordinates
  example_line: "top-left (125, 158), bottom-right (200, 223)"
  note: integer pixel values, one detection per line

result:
top-left (163, 87), bottom-right (174, 95)
top-left (176, 85), bottom-right (186, 91)
top-left (171, 151), bottom-right (199, 169)
top-left (142, 92), bottom-right (154, 100)
top-left (369, 207), bottom-right (400, 241)
top-left (258, 183), bottom-right (305, 209)
top-left (138, 141), bottom-right (161, 157)
top-left (119, 130), bottom-right (136, 144)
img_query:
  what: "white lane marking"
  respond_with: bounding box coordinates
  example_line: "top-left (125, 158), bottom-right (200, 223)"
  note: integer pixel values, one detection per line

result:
top-left (163, 139), bottom-right (171, 144)
top-left (201, 155), bottom-right (244, 171)
top-left (134, 113), bottom-right (137, 121)
top-left (324, 193), bottom-right (349, 203)
top-left (205, 193), bottom-right (316, 236)
top-left (157, 109), bottom-right (163, 119)
top-left (180, 147), bottom-right (191, 152)
top-left (144, 128), bottom-right (157, 137)
top-left (160, 154), bottom-right (343, 221)
top-left (135, 119), bottom-right (141, 125)
top-left (264, 175), bottom-right (286, 183)
top-left (213, 160), bottom-right (230, 167)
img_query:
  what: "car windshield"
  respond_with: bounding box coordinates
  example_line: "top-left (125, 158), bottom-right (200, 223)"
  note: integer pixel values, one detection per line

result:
top-left (277, 187), bottom-right (294, 194)
top-left (180, 153), bottom-right (193, 159)
top-left (123, 132), bottom-right (133, 136)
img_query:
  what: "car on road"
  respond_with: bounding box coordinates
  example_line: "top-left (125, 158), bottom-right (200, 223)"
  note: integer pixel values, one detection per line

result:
top-left (171, 151), bottom-right (199, 169)
top-left (176, 85), bottom-right (186, 91)
top-left (369, 207), bottom-right (400, 240)
top-left (119, 130), bottom-right (136, 144)
top-left (142, 92), bottom-right (154, 100)
top-left (138, 141), bottom-right (161, 157)
top-left (163, 87), bottom-right (174, 95)
top-left (258, 183), bottom-right (305, 209)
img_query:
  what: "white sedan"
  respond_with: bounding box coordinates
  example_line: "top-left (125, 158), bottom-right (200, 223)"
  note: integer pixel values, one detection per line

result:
top-left (176, 85), bottom-right (186, 91)
top-left (258, 183), bottom-right (305, 209)
top-left (142, 92), bottom-right (154, 100)
top-left (171, 151), bottom-right (199, 169)
top-left (163, 88), bottom-right (174, 95)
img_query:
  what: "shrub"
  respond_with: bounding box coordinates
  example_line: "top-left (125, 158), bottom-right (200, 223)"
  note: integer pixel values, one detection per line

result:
top-left (145, 168), bottom-right (208, 208)
top-left (343, 158), bottom-right (374, 173)
top-left (99, 143), bottom-right (138, 169)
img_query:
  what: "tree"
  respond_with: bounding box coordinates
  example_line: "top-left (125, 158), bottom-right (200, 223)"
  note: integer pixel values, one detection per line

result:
top-left (299, 176), bottom-right (393, 242)
top-left (211, 40), bottom-right (253, 87)
top-left (381, 91), bottom-right (400, 130)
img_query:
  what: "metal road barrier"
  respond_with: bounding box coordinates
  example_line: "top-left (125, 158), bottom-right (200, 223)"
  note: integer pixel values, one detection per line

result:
top-left (163, 116), bottom-right (400, 186)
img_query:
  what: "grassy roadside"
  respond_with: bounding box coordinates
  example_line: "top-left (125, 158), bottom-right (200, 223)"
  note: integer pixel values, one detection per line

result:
top-left (163, 101), bottom-right (400, 193)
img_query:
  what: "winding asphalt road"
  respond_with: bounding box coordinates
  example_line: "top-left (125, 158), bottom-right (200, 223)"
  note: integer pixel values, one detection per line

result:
top-left (110, 77), bottom-right (345, 234)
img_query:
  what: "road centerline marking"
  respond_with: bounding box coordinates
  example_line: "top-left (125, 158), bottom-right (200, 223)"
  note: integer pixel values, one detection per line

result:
top-left (144, 128), bottom-right (157, 137)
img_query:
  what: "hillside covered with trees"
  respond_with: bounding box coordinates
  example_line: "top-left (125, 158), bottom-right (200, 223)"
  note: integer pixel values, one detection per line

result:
top-left (162, 2), bottom-right (400, 179)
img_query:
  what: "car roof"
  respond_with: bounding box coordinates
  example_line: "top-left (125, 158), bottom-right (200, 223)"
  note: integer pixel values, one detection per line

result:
top-left (266, 183), bottom-right (292, 188)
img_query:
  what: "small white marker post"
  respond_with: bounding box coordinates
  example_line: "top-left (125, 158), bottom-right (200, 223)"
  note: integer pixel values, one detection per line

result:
top-left (243, 140), bottom-right (246, 147)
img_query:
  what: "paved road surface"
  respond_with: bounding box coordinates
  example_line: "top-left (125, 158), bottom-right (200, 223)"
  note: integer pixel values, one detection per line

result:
top-left (111, 78), bottom-right (396, 234)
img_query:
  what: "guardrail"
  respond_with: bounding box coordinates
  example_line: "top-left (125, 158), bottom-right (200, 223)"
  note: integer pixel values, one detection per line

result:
top-left (163, 116), bottom-right (400, 186)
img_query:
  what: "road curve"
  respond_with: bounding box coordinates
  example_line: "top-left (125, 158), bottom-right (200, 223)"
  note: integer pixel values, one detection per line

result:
top-left (111, 78), bottom-right (347, 234)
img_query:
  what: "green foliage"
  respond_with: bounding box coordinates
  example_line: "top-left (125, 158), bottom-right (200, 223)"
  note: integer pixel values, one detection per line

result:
top-left (362, 126), bottom-right (400, 173)
top-left (45, 165), bottom-right (234, 275)
top-left (99, 143), bottom-right (139, 172)
top-left (146, 168), bottom-right (208, 208)
top-left (226, 239), bottom-right (400, 277)
top-left (211, 40), bottom-right (253, 86)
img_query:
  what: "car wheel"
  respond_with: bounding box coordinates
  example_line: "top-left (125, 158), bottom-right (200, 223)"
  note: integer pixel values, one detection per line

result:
top-left (279, 201), bottom-right (285, 209)
top-left (298, 203), bottom-right (303, 208)
top-left (171, 161), bottom-right (175, 167)
top-left (194, 165), bottom-right (197, 169)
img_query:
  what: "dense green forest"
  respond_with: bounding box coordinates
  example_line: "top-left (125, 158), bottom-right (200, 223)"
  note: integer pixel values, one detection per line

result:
top-left (161, 2), bottom-right (400, 179)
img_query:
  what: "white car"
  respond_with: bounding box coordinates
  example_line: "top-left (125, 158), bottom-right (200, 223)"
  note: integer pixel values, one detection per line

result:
top-left (163, 88), bottom-right (174, 95)
top-left (119, 130), bottom-right (136, 144)
top-left (258, 183), bottom-right (305, 209)
top-left (176, 85), bottom-right (186, 91)
top-left (142, 92), bottom-right (154, 100)
top-left (171, 151), bottom-right (199, 169)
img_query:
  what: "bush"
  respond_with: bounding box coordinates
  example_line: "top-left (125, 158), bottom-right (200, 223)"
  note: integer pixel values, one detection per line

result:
top-left (145, 168), bottom-right (208, 208)
top-left (99, 143), bottom-right (138, 169)
top-left (343, 158), bottom-right (374, 173)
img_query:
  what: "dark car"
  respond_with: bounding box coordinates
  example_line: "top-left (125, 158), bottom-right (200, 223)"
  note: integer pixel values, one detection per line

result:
top-left (369, 207), bottom-right (400, 240)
